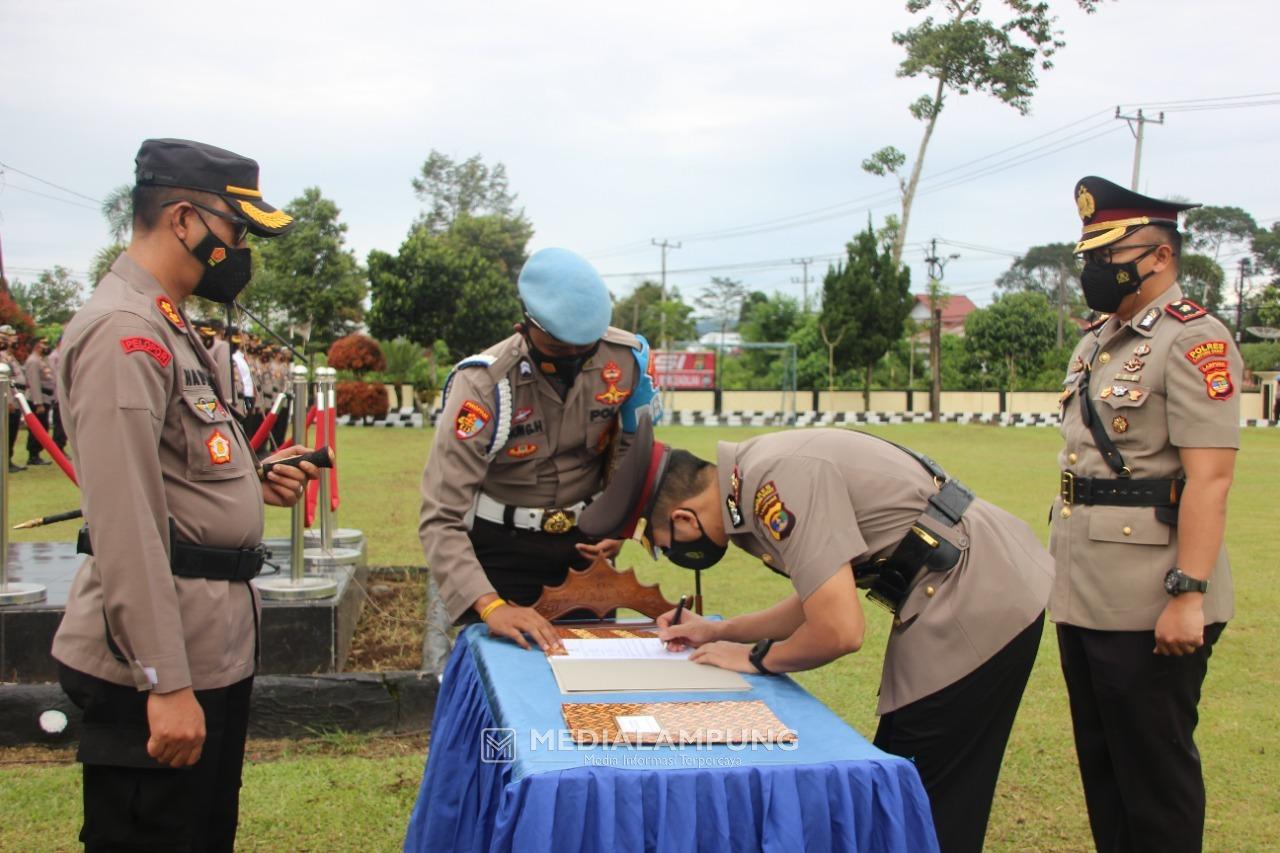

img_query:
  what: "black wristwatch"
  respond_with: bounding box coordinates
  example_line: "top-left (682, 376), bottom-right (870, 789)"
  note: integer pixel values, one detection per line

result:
top-left (748, 639), bottom-right (776, 675)
top-left (1164, 567), bottom-right (1209, 596)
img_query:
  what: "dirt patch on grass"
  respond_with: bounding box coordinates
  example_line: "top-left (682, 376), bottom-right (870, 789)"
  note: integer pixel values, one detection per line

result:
top-left (346, 568), bottom-right (430, 671)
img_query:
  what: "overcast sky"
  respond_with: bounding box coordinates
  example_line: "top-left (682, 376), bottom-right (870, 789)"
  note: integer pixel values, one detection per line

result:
top-left (2, 0), bottom-right (1276, 312)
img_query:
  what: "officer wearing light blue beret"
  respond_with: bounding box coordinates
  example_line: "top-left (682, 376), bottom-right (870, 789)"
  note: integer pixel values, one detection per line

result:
top-left (419, 248), bottom-right (661, 649)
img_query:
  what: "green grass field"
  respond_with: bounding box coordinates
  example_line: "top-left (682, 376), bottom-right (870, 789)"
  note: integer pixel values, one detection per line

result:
top-left (2, 424), bottom-right (1278, 851)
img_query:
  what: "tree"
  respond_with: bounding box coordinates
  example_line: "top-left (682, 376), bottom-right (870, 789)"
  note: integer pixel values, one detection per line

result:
top-left (1179, 252), bottom-right (1226, 313)
top-left (1183, 205), bottom-right (1257, 262)
top-left (611, 280), bottom-right (696, 343)
top-left (1252, 222), bottom-right (1280, 283)
top-left (89, 243), bottom-right (126, 286)
top-left (963, 291), bottom-right (1057, 387)
top-left (101, 183), bottom-right (133, 244)
top-left (412, 150), bottom-right (526, 234)
top-left (862, 0), bottom-right (1100, 269)
top-left (697, 277), bottom-right (746, 390)
top-left (367, 225), bottom-right (522, 359)
top-left (247, 187), bottom-right (367, 346)
top-left (1253, 283), bottom-right (1280, 329)
top-left (819, 222), bottom-right (913, 405)
top-left (11, 266), bottom-right (83, 324)
top-left (995, 242), bottom-right (1082, 346)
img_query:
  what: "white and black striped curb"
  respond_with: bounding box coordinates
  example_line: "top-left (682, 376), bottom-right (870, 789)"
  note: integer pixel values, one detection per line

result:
top-left (341, 409), bottom-right (1279, 429)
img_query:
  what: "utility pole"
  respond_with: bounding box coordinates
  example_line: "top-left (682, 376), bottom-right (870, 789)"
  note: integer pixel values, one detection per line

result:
top-left (791, 257), bottom-right (813, 313)
top-left (651, 238), bottom-right (681, 350)
top-left (1236, 257), bottom-right (1253, 343)
top-left (923, 238), bottom-right (959, 423)
top-left (1115, 107), bottom-right (1165, 191)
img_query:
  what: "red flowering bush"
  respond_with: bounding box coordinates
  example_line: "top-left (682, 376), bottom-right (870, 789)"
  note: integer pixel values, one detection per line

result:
top-left (336, 380), bottom-right (390, 421)
top-left (327, 334), bottom-right (386, 374)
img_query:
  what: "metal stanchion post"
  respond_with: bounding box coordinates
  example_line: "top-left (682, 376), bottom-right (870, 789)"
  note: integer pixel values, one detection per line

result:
top-left (0, 363), bottom-right (47, 605)
top-left (317, 367), bottom-right (334, 553)
top-left (255, 364), bottom-right (337, 601)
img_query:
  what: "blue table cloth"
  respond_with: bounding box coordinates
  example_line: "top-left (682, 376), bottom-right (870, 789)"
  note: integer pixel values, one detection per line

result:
top-left (404, 625), bottom-right (937, 853)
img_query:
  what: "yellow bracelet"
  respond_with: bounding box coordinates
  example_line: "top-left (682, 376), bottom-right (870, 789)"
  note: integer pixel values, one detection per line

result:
top-left (478, 598), bottom-right (507, 622)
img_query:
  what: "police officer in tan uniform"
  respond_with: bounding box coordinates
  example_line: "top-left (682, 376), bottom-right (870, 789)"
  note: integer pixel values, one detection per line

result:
top-left (0, 324), bottom-right (29, 472)
top-left (419, 247), bottom-right (660, 652)
top-left (52, 138), bottom-right (318, 852)
top-left (1052, 177), bottom-right (1240, 853)
top-left (581, 416), bottom-right (1054, 852)
top-left (23, 336), bottom-right (56, 465)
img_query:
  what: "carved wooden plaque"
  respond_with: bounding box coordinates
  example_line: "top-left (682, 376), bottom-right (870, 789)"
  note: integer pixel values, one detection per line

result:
top-left (532, 557), bottom-right (682, 622)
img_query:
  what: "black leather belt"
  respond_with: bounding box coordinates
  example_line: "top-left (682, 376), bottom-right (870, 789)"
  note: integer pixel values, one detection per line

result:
top-left (1060, 472), bottom-right (1183, 507)
top-left (77, 524), bottom-right (267, 581)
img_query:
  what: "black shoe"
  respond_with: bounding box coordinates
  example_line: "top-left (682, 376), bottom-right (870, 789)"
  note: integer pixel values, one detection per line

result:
top-left (27, 457), bottom-right (51, 466)
top-left (8, 463), bottom-right (24, 473)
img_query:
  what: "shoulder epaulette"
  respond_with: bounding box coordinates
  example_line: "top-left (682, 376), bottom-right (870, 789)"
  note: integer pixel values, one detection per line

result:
top-left (1165, 299), bottom-right (1208, 323)
top-left (1086, 314), bottom-right (1110, 331)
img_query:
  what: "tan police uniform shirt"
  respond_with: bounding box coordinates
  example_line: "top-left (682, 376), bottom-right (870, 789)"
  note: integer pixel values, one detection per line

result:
top-left (1050, 284), bottom-right (1239, 630)
top-left (1, 347), bottom-right (27, 409)
top-left (420, 328), bottom-right (644, 621)
top-left (23, 351), bottom-right (54, 406)
top-left (51, 253), bottom-right (264, 693)
top-left (716, 429), bottom-right (1054, 714)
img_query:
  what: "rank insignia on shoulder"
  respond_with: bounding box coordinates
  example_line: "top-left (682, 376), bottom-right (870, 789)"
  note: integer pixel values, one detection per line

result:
top-left (120, 336), bottom-right (172, 367)
top-left (205, 429), bottom-right (231, 465)
top-left (156, 296), bottom-right (185, 330)
top-left (1071, 355), bottom-right (1085, 373)
top-left (726, 466), bottom-right (745, 527)
top-left (1086, 314), bottom-right (1110, 331)
top-left (1112, 415), bottom-right (1129, 434)
top-left (1166, 299), bottom-right (1208, 322)
top-left (753, 481), bottom-right (795, 541)
top-left (1184, 340), bottom-right (1228, 364)
top-left (506, 442), bottom-right (538, 458)
top-left (454, 400), bottom-right (492, 440)
top-left (1137, 307), bottom-right (1162, 331)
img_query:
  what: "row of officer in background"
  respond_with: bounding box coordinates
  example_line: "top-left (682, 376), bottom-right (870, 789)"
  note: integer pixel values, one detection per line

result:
top-left (1, 324), bottom-right (65, 471)
top-left (421, 178), bottom-right (1239, 853)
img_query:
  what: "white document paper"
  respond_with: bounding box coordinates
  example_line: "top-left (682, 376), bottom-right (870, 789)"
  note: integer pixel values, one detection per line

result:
top-left (560, 638), bottom-right (692, 660)
top-left (615, 714), bottom-right (663, 735)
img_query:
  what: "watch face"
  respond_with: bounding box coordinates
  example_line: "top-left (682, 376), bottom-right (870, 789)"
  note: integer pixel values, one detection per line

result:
top-left (1164, 571), bottom-right (1179, 594)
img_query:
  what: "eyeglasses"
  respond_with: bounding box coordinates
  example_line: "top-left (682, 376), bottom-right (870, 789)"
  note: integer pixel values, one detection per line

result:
top-left (1082, 243), bottom-right (1162, 265)
top-left (163, 199), bottom-right (251, 245)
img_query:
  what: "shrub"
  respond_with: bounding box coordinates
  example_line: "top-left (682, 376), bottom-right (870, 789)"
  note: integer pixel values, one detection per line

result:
top-left (336, 380), bottom-right (390, 421)
top-left (328, 334), bottom-right (386, 374)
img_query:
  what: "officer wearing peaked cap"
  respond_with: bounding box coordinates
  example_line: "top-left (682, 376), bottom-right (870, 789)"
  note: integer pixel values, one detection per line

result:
top-left (52, 139), bottom-right (320, 852)
top-left (419, 247), bottom-right (661, 652)
top-left (580, 414), bottom-right (1054, 852)
top-left (1052, 176), bottom-right (1241, 853)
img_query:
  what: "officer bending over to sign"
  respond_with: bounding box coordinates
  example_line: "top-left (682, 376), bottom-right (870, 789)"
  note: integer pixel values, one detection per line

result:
top-left (581, 417), bottom-right (1053, 853)
top-left (419, 248), bottom-right (660, 651)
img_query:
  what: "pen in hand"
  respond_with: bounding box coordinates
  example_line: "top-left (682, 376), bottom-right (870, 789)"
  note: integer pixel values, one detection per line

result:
top-left (666, 595), bottom-right (687, 650)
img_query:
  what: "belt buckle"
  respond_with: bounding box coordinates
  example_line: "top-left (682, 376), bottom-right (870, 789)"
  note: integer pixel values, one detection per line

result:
top-left (541, 509), bottom-right (575, 535)
top-left (1060, 471), bottom-right (1076, 504)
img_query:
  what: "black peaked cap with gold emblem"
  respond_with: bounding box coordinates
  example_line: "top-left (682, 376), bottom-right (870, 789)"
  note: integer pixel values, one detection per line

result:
top-left (135, 138), bottom-right (294, 237)
top-left (579, 412), bottom-right (672, 554)
top-left (1073, 176), bottom-right (1199, 254)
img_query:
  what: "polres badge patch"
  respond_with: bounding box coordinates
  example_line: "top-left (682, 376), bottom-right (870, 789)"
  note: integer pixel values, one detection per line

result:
top-left (753, 481), bottom-right (795, 541)
top-left (454, 400), bottom-right (491, 439)
top-left (156, 296), bottom-right (185, 330)
top-left (205, 429), bottom-right (231, 465)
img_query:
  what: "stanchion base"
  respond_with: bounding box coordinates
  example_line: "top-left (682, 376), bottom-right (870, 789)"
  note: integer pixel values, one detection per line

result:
top-left (253, 576), bottom-right (339, 601)
top-left (0, 582), bottom-right (48, 606)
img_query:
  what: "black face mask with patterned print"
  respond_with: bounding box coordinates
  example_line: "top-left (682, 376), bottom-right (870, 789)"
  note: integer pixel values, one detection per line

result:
top-left (1080, 246), bottom-right (1159, 313)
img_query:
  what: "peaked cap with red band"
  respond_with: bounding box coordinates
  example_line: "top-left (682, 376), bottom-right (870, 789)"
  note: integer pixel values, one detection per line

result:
top-left (578, 411), bottom-right (671, 556)
top-left (1073, 175), bottom-right (1200, 254)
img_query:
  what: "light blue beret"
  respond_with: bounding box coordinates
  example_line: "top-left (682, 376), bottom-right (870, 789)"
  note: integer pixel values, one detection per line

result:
top-left (517, 248), bottom-right (611, 345)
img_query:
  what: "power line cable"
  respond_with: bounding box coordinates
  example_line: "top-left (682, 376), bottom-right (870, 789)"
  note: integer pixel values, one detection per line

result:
top-left (0, 161), bottom-right (104, 205)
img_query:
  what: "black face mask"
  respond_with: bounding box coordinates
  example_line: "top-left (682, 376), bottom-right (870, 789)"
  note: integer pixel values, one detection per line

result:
top-left (662, 508), bottom-right (728, 571)
top-left (525, 335), bottom-right (599, 385)
top-left (1080, 246), bottom-right (1159, 314)
top-left (184, 214), bottom-right (253, 304)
